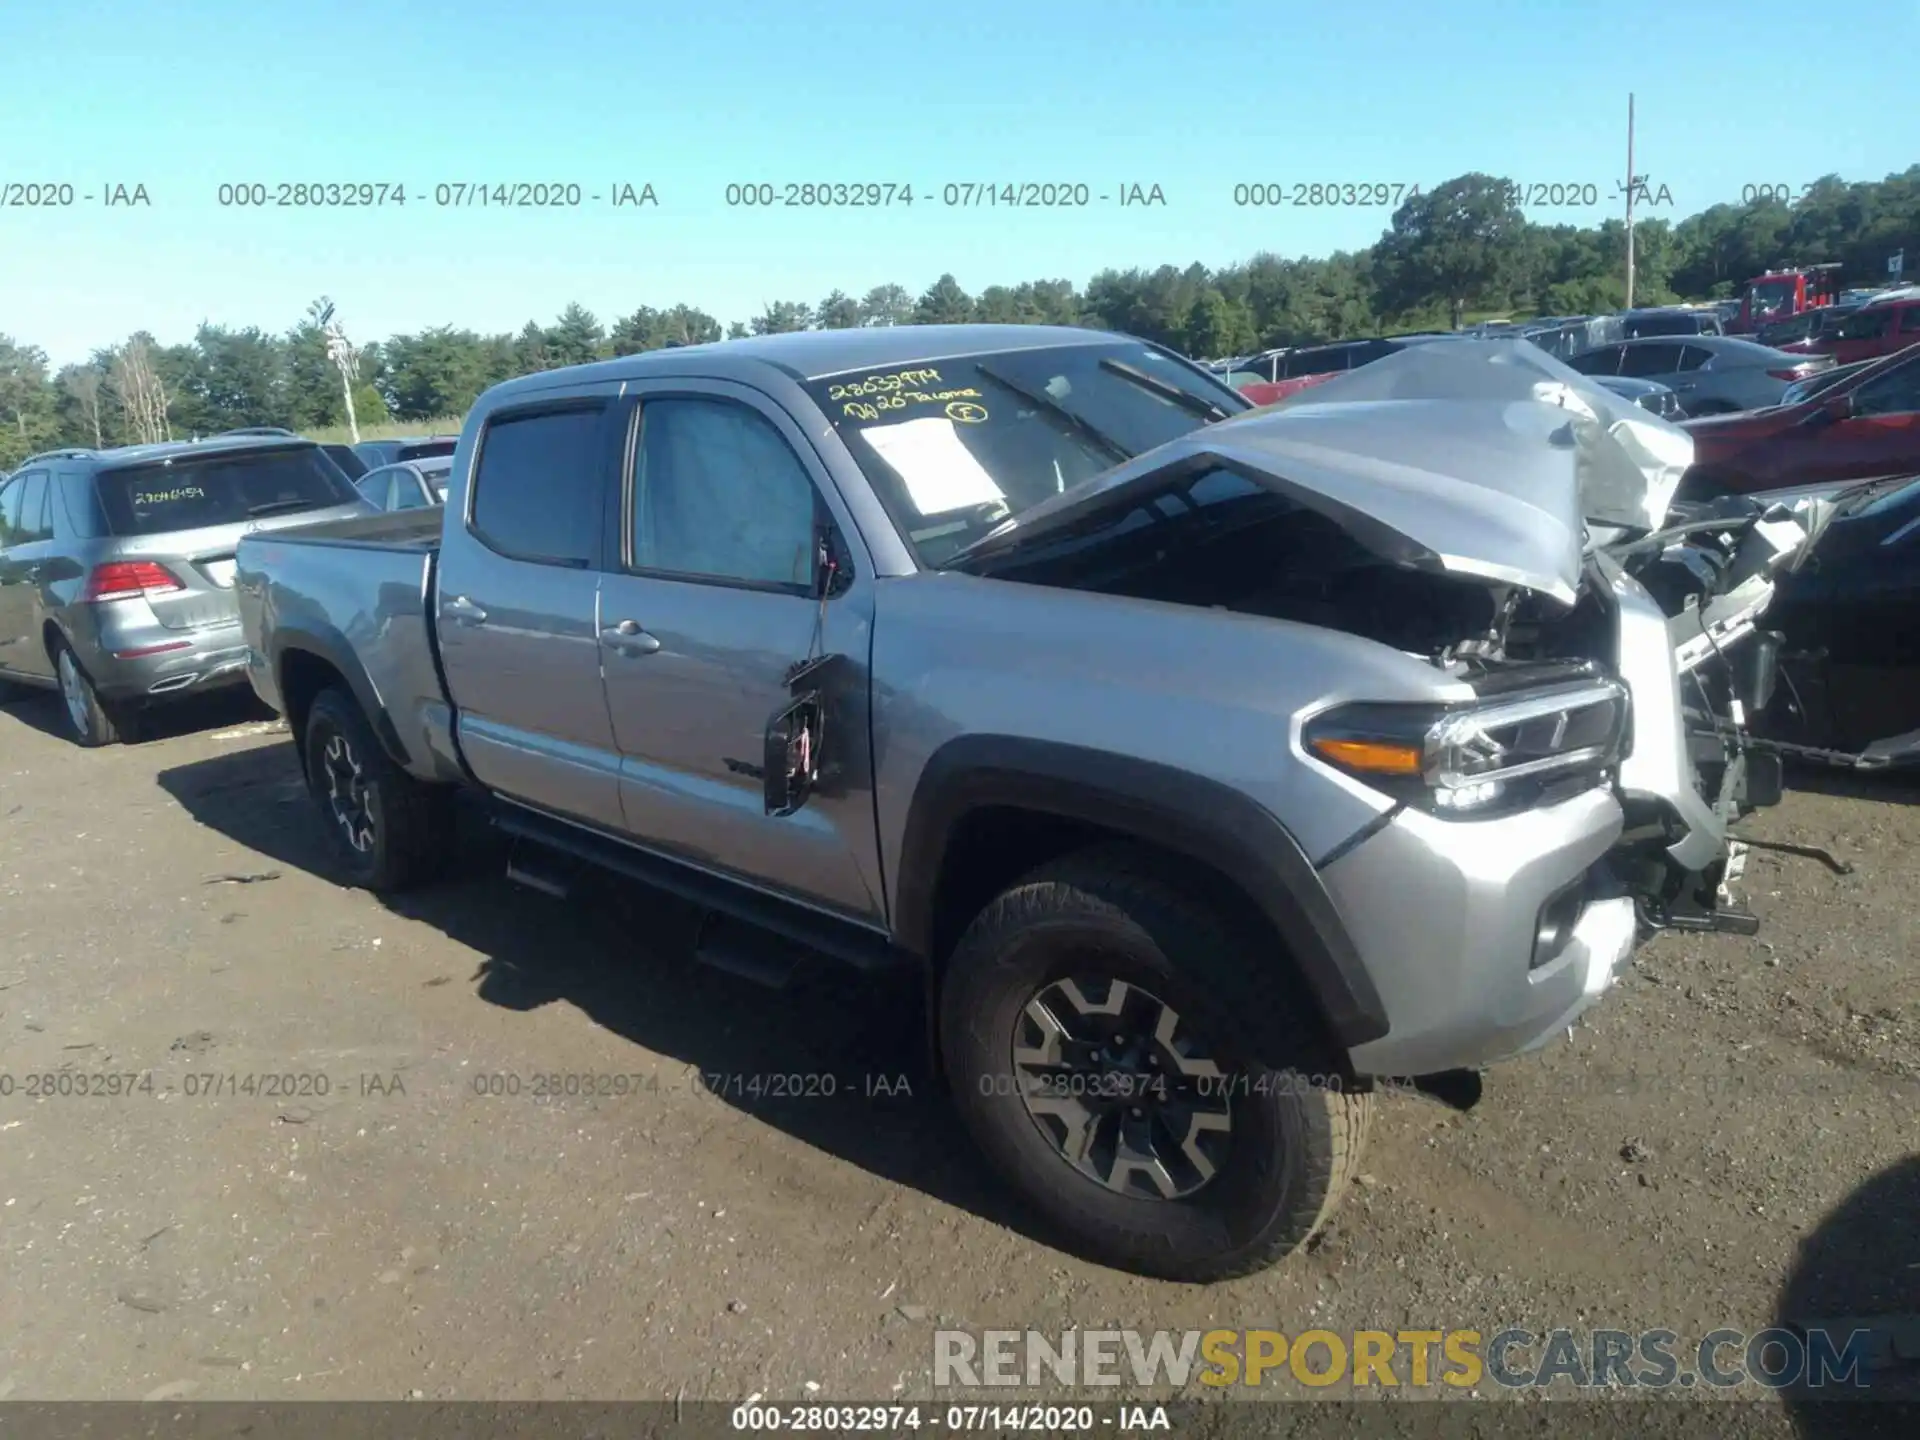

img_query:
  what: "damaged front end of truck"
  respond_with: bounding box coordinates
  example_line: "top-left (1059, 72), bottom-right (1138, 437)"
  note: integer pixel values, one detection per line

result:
top-left (954, 338), bottom-right (1842, 938)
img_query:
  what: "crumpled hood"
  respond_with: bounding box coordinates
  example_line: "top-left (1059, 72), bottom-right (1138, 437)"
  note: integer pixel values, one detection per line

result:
top-left (1256, 338), bottom-right (1692, 531)
top-left (959, 339), bottom-right (1693, 609)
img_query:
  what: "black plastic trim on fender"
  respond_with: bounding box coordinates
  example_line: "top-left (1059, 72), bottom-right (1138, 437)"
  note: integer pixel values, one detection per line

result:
top-left (893, 735), bottom-right (1391, 1049)
top-left (271, 628), bottom-right (414, 772)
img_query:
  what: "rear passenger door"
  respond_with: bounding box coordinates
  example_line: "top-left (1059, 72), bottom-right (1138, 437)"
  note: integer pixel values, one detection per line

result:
top-left (594, 381), bottom-right (885, 923)
top-left (434, 396), bottom-right (627, 831)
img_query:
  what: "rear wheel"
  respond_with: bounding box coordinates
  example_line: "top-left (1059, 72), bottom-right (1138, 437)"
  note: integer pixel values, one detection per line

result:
top-left (939, 846), bottom-right (1370, 1282)
top-left (53, 640), bottom-right (127, 748)
top-left (302, 687), bottom-right (453, 892)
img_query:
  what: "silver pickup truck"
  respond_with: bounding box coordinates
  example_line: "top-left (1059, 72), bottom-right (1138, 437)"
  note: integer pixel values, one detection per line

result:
top-left (236, 326), bottom-right (1822, 1282)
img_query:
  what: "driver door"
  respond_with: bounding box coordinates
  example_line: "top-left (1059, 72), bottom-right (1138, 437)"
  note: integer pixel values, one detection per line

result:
top-left (593, 380), bottom-right (886, 923)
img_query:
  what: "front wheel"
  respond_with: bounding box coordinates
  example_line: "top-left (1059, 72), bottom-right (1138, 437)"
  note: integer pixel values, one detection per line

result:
top-left (302, 687), bottom-right (453, 892)
top-left (939, 846), bottom-right (1371, 1282)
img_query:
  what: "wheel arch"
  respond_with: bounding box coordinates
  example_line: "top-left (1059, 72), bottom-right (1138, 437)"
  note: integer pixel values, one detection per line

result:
top-left (894, 736), bottom-right (1390, 1055)
top-left (272, 628), bottom-right (412, 776)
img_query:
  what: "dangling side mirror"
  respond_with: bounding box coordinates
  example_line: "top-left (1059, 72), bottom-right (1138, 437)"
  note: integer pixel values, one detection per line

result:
top-left (763, 695), bottom-right (822, 817)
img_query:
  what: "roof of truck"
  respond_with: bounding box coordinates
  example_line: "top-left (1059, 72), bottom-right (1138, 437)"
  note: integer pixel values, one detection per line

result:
top-left (483, 324), bottom-right (1127, 402)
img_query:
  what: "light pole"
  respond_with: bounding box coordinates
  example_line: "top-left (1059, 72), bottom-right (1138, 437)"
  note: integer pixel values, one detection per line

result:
top-left (1623, 93), bottom-right (1646, 310)
top-left (311, 298), bottom-right (361, 444)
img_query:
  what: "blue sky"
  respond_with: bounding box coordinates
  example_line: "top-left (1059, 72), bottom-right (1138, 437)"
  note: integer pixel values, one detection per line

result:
top-left (4, 0), bottom-right (1916, 366)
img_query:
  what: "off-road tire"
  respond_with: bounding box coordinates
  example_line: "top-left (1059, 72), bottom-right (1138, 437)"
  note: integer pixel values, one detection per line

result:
top-left (52, 637), bottom-right (128, 748)
top-left (939, 844), bottom-right (1371, 1282)
top-left (302, 686), bottom-right (453, 892)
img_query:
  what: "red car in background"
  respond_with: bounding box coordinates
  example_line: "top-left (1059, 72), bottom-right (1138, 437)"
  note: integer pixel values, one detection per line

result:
top-left (1779, 295), bottom-right (1920, 366)
top-left (1678, 343), bottom-right (1920, 499)
top-left (1227, 336), bottom-right (1450, 407)
top-left (1239, 371), bottom-right (1340, 406)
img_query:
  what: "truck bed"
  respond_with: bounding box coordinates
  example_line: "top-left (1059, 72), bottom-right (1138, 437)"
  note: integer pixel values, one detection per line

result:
top-left (255, 507), bottom-right (444, 551)
top-left (235, 507), bottom-right (460, 784)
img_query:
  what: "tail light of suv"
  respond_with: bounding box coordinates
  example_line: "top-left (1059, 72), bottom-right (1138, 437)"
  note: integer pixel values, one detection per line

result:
top-left (81, 560), bottom-right (185, 602)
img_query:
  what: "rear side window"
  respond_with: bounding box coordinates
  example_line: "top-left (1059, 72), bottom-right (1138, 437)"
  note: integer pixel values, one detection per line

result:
top-left (469, 405), bottom-right (606, 567)
top-left (94, 447), bottom-right (356, 537)
top-left (16, 472), bottom-right (51, 541)
top-left (0, 470), bottom-right (52, 544)
top-left (355, 468), bottom-right (396, 508)
top-left (1619, 344), bottom-right (1684, 378)
top-left (1285, 349), bottom-right (1348, 378)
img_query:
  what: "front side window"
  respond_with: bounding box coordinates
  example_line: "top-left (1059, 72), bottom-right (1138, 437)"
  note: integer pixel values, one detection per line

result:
top-left (0, 478), bottom-right (19, 544)
top-left (630, 398), bottom-right (818, 588)
top-left (469, 405), bottom-right (606, 567)
top-left (804, 340), bottom-right (1242, 567)
top-left (1836, 309), bottom-right (1894, 340)
top-left (1852, 357), bottom-right (1920, 417)
top-left (1748, 279), bottom-right (1797, 319)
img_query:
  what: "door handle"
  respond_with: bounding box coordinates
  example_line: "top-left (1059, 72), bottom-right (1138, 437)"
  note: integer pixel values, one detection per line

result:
top-left (444, 595), bottom-right (487, 626)
top-left (600, 620), bottom-right (661, 655)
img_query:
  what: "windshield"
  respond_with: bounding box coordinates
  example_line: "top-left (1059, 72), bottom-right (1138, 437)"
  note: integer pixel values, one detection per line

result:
top-left (94, 446), bottom-right (358, 536)
top-left (803, 341), bottom-right (1245, 566)
top-left (1748, 279), bottom-right (1798, 319)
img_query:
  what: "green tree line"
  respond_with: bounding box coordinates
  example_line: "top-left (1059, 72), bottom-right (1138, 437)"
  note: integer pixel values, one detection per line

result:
top-left (3, 168), bottom-right (1916, 470)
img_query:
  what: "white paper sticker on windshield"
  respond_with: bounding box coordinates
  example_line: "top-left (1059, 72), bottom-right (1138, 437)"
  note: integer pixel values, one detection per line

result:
top-left (859, 416), bottom-right (1004, 516)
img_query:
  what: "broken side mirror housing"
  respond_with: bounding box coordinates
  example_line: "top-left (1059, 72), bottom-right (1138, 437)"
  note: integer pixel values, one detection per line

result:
top-left (763, 695), bottom-right (821, 817)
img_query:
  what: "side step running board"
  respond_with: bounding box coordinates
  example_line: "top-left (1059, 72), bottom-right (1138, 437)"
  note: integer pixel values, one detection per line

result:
top-left (488, 802), bottom-right (906, 979)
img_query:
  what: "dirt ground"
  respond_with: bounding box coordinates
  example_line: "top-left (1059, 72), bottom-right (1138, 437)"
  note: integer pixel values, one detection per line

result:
top-left (0, 685), bottom-right (1913, 1419)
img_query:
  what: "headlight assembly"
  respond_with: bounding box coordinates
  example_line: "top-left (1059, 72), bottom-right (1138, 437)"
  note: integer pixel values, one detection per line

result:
top-left (1304, 679), bottom-right (1631, 816)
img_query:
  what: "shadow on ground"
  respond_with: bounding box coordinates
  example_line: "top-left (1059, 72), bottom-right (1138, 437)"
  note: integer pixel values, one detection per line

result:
top-left (0, 683), bottom-right (269, 745)
top-left (1776, 1154), bottom-right (1920, 1436)
top-left (154, 738), bottom-right (1043, 1256)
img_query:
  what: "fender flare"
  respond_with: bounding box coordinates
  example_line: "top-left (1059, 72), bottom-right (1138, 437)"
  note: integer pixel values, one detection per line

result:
top-left (271, 626), bottom-right (414, 772)
top-left (893, 735), bottom-right (1390, 1049)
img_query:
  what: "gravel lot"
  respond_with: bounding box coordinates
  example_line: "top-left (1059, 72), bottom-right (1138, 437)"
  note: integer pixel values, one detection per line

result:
top-left (0, 686), bottom-right (1913, 1424)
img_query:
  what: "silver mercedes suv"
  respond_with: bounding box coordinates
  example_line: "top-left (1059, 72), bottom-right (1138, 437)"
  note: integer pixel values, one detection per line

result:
top-left (0, 435), bottom-right (368, 745)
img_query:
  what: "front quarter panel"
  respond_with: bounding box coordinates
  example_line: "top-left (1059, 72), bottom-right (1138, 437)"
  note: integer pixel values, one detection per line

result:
top-left (871, 573), bottom-right (1474, 889)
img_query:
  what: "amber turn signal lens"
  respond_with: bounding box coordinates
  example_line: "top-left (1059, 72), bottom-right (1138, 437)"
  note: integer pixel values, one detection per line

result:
top-left (1309, 737), bottom-right (1424, 775)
